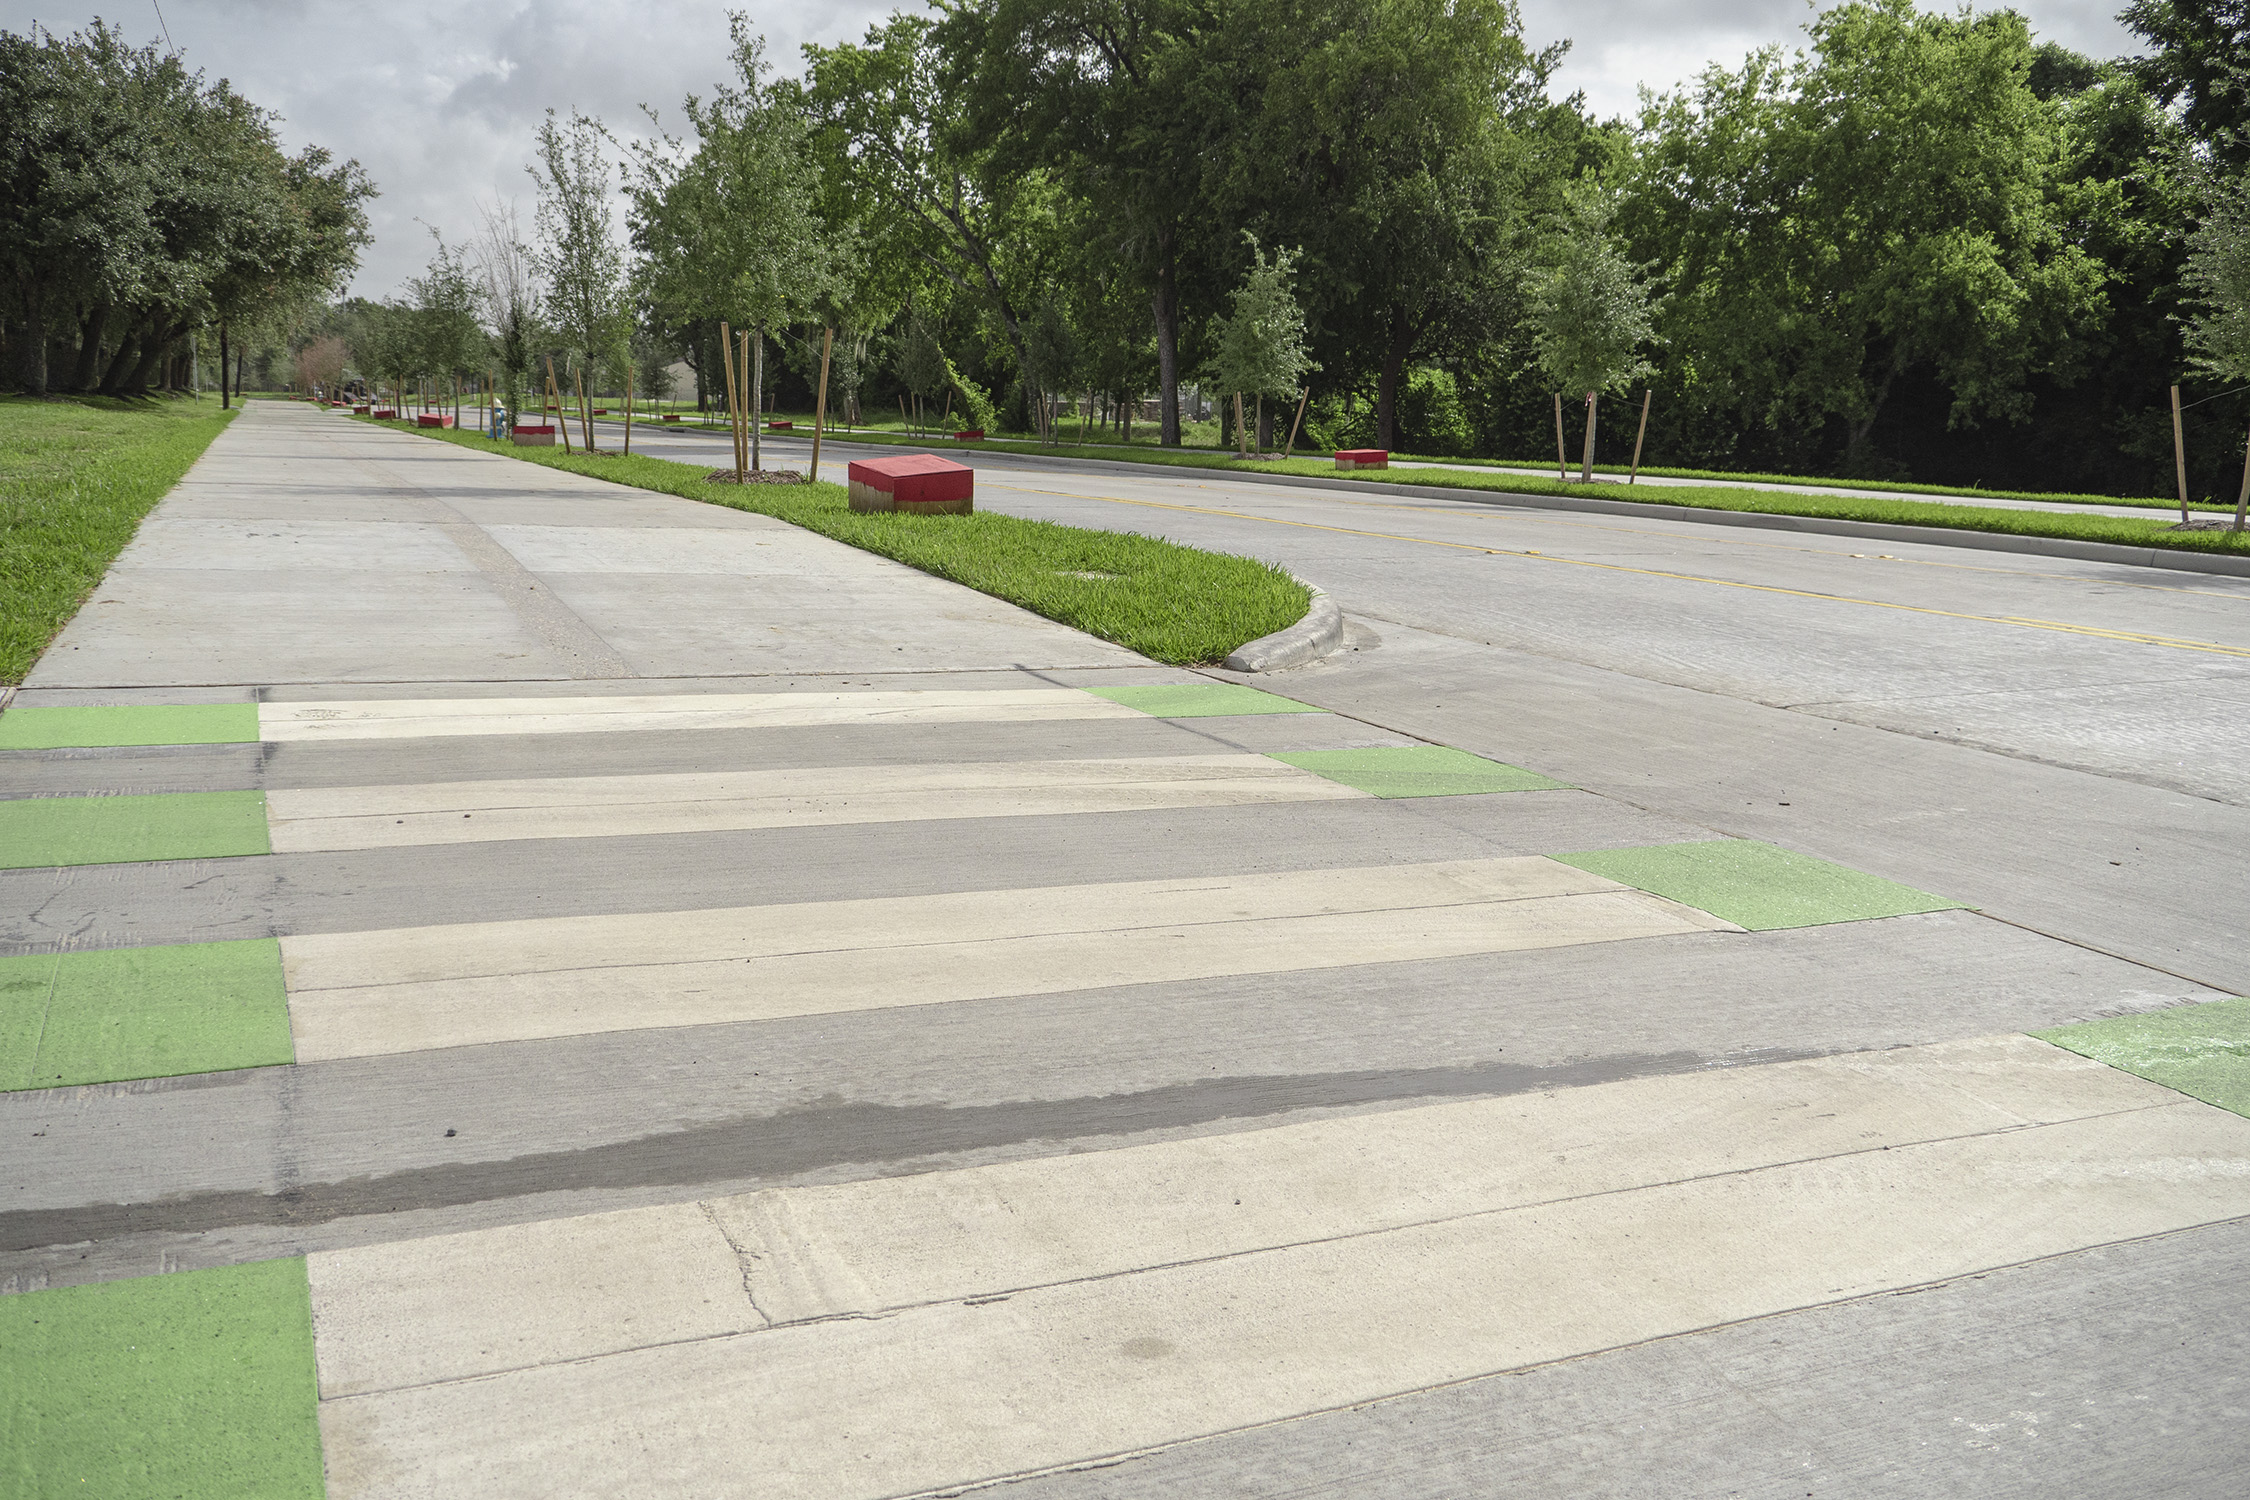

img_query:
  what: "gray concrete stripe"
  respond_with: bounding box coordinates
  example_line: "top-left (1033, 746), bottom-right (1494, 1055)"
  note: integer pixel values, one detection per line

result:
top-left (2, 716), bottom-right (1410, 800)
top-left (281, 863), bottom-right (1731, 1061)
top-left (256, 687), bottom-right (1144, 740)
top-left (3, 911), bottom-right (2218, 1276)
top-left (0, 794), bottom-right (1715, 954)
top-left (0, 743), bottom-right (262, 799)
top-left (260, 756), bottom-right (1368, 854)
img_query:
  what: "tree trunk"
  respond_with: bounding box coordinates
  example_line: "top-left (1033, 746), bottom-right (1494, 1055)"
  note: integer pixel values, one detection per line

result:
top-left (1154, 234), bottom-right (1181, 447)
top-left (750, 326), bottom-right (764, 473)
top-left (10, 286), bottom-right (48, 396)
top-left (1374, 313), bottom-right (1414, 451)
top-left (99, 324), bottom-right (142, 395)
top-left (1257, 396), bottom-right (1272, 452)
top-left (116, 321), bottom-right (177, 396)
top-left (70, 303), bottom-right (110, 391)
top-left (1842, 348), bottom-right (1908, 474)
top-left (219, 320), bottom-right (231, 409)
top-left (1580, 392), bottom-right (1598, 483)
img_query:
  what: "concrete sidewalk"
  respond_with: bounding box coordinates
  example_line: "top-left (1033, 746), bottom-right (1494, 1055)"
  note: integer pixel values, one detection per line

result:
top-left (4, 402), bottom-right (2246, 1499)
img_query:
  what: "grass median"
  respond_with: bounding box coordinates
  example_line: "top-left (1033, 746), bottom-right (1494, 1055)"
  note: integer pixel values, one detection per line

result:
top-left (1, 395), bottom-right (237, 684)
top-left (719, 421), bottom-right (2250, 550)
top-left (359, 416), bottom-right (1310, 665)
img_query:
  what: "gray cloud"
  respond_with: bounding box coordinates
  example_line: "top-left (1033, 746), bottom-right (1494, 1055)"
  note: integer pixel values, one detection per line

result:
top-left (1, 1), bottom-right (2149, 299)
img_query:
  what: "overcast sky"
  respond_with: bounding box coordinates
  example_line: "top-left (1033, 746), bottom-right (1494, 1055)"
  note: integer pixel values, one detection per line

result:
top-left (2, 1), bottom-right (2145, 300)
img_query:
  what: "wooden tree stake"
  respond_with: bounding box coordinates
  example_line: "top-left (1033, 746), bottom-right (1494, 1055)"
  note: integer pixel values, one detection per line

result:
top-left (1629, 389), bottom-right (1652, 484)
top-left (624, 363), bottom-right (634, 457)
top-left (1553, 393), bottom-right (1567, 479)
top-left (2235, 414), bottom-right (2249, 534)
top-left (2172, 384), bottom-right (2190, 524)
top-left (1284, 388), bottom-right (1309, 460)
top-left (750, 328), bottom-right (764, 474)
top-left (811, 326), bottom-right (833, 484)
top-left (548, 357), bottom-right (571, 454)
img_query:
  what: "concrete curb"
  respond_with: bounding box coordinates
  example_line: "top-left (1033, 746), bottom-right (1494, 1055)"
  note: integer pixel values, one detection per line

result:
top-left (1223, 579), bottom-right (1345, 673)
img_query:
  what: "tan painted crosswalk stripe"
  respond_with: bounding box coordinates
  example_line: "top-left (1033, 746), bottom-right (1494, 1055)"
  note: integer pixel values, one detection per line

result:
top-left (257, 688), bottom-right (1146, 742)
top-left (280, 857), bottom-right (1733, 1060)
top-left (261, 755), bottom-right (1363, 853)
top-left (308, 1037), bottom-right (2250, 1498)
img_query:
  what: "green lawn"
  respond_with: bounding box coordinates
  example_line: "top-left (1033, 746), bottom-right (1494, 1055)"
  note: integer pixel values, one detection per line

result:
top-left (362, 416), bottom-right (1311, 665)
top-left (0, 395), bottom-right (236, 683)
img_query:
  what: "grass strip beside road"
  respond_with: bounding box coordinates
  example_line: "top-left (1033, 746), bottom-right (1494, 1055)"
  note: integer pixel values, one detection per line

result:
top-left (361, 417), bottom-right (1311, 665)
top-left (749, 424), bottom-right (2250, 553)
top-left (0, 395), bottom-right (237, 684)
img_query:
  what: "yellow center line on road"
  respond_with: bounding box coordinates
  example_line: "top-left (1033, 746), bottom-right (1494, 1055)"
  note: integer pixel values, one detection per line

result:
top-left (989, 483), bottom-right (2250, 661)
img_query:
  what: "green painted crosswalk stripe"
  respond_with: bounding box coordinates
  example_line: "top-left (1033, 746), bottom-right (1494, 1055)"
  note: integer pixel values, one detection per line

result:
top-left (0, 703), bottom-right (259, 750)
top-left (0, 1257), bottom-right (326, 1498)
top-left (1, 939), bottom-right (293, 1091)
top-left (1269, 745), bottom-right (1569, 797)
top-left (2036, 997), bottom-right (2250, 1119)
top-left (1086, 684), bottom-right (1322, 717)
top-left (0, 790), bottom-right (270, 869)
top-left (1554, 839), bottom-right (1966, 930)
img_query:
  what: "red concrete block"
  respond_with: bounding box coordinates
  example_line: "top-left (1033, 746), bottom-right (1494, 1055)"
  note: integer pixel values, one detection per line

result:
top-left (352, 404), bottom-right (371, 414)
top-left (1335, 448), bottom-right (1388, 471)
top-left (371, 409), bottom-right (398, 420)
top-left (593, 408), bottom-right (610, 415)
top-left (954, 429), bottom-right (985, 442)
top-left (767, 420), bottom-right (793, 430)
top-left (847, 453), bottom-right (974, 515)
top-left (415, 414), bottom-right (454, 428)
top-left (661, 413), bottom-right (681, 423)
top-left (512, 424), bottom-right (557, 447)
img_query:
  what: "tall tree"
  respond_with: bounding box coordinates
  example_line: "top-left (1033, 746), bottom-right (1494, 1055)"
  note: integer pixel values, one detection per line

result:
top-left (2122, 0), bottom-right (2250, 162)
top-left (1625, 0), bottom-right (2108, 475)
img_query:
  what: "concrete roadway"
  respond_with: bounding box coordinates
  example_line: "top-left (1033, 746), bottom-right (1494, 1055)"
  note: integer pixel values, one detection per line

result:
top-left (636, 422), bottom-right (2250, 994)
top-left (6, 405), bottom-right (2248, 1496)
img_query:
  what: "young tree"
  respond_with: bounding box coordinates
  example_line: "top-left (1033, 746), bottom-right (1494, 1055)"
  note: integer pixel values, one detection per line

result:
top-left (1523, 183), bottom-right (1661, 480)
top-left (471, 197), bottom-right (541, 415)
top-left (409, 230), bottom-right (485, 416)
top-left (2182, 166), bottom-right (2250, 525)
top-left (1203, 237), bottom-right (1317, 457)
top-left (530, 109), bottom-right (629, 445)
top-left (624, 19), bottom-right (843, 468)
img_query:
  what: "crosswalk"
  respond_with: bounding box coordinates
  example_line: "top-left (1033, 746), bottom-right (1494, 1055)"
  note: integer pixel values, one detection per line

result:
top-left (7, 676), bottom-right (2248, 1498)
